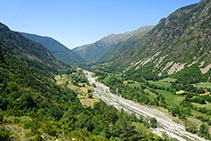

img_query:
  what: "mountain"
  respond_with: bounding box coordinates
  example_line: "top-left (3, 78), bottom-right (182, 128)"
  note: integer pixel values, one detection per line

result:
top-left (20, 32), bottom-right (85, 64)
top-left (0, 23), bottom-right (66, 73)
top-left (110, 0), bottom-right (211, 82)
top-left (0, 22), bottom-right (162, 140)
top-left (0, 22), bottom-right (83, 139)
top-left (73, 26), bottom-right (153, 63)
top-left (0, 22), bottom-right (74, 123)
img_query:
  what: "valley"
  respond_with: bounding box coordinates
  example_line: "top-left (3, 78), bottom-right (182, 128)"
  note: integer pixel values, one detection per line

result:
top-left (0, 0), bottom-right (210, 140)
top-left (84, 70), bottom-right (207, 141)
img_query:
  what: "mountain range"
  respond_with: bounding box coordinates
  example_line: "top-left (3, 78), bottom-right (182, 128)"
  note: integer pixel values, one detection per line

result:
top-left (113, 0), bottom-right (211, 73)
top-left (0, 0), bottom-right (211, 140)
top-left (20, 32), bottom-right (85, 64)
top-left (74, 0), bottom-right (211, 81)
top-left (73, 26), bottom-right (153, 63)
top-left (0, 22), bottom-right (160, 141)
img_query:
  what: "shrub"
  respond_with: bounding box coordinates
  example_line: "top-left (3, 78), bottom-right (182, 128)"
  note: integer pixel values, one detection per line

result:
top-left (0, 126), bottom-right (11, 141)
top-left (149, 117), bottom-right (158, 128)
top-left (0, 114), bottom-right (3, 123)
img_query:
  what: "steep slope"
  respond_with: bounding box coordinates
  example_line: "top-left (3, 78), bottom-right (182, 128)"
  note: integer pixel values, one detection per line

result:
top-left (0, 22), bottom-right (163, 140)
top-left (111, 0), bottom-right (210, 80)
top-left (73, 26), bottom-right (153, 63)
top-left (0, 22), bottom-right (76, 124)
top-left (20, 32), bottom-right (85, 64)
top-left (103, 26), bottom-right (154, 62)
top-left (0, 22), bottom-right (87, 140)
top-left (0, 23), bottom-right (66, 73)
top-left (0, 22), bottom-right (70, 102)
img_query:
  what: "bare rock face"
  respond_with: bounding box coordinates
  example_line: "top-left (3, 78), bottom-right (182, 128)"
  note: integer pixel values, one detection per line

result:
top-left (200, 63), bottom-right (211, 74)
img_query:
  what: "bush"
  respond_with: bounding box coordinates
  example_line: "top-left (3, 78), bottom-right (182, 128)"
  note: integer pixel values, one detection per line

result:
top-left (23, 120), bottom-right (38, 130)
top-left (0, 126), bottom-right (11, 141)
top-left (42, 124), bottom-right (57, 136)
top-left (0, 114), bottom-right (3, 123)
top-left (149, 117), bottom-right (158, 128)
top-left (200, 124), bottom-right (209, 136)
top-left (185, 121), bottom-right (197, 133)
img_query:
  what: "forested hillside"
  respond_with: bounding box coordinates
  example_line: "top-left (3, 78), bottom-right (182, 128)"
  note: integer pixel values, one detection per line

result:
top-left (1, 0), bottom-right (210, 140)
top-left (0, 22), bottom-right (161, 140)
top-left (20, 32), bottom-right (85, 64)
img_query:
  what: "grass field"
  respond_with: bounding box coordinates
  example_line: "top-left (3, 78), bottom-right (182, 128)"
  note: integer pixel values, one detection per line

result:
top-left (144, 89), bottom-right (157, 100)
top-left (192, 102), bottom-right (211, 109)
top-left (132, 122), bottom-right (148, 136)
top-left (123, 81), bottom-right (141, 88)
top-left (194, 82), bottom-right (211, 88)
top-left (149, 81), bottom-right (171, 88)
top-left (55, 74), bottom-right (99, 108)
top-left (103, 74), bottom-right (113, 83)
top-left (156, 90), bottom-right (185, 106)
top-left (159, 77), bottom-right (177, 82)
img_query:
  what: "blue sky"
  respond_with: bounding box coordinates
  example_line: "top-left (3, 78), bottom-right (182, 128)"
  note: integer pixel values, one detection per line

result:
top-left (0, 0), bottom-right (200, 49)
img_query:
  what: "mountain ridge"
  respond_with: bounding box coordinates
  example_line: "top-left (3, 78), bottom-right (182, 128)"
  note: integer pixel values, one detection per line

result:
top-left (73, 26), bottom-right (153, 63)
top-left (0, 22), bottom-right (67, 72)
top-left (20, 32), bottom-right (85, 65)
top-left (0, 22), bottom-right (164, 141)
top-left (108, 0), bottom-right (211, 81)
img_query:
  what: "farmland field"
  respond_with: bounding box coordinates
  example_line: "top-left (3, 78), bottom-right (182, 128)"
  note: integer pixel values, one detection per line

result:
top-left (156, 90), bottom-right (185, 106)
top-left (159, 77), bottom-right (177, 82)
top-left (149, 81), bottom-right (171, 88)
top-left (194, 82), bottom-right (211, 88)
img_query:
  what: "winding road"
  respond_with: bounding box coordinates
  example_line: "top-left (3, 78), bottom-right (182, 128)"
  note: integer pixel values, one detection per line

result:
top-left (84, 70), bottom-right (206, 141)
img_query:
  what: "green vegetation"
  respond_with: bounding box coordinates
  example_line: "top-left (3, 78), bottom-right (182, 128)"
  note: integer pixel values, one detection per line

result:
top-left (1, 0), bottom-right (211, 140)
top-left (192, 103), bottom-right (211, 109)
top-left (195, 82), bottom-right (211, 88)
top-left (156, 90), bottom-right (185, 106)
top-left (0, 22), bottom-right (163, 140)
top-left (20, 32), bottom-right (85, 64)
top-left (55, 71), bottom-right (99, 108)
top-left (172, 64), bottom-right (209, 84)
top-left (0, 126), bottom-right (12, 141)
top-left (149, 81), bottom-right (171, 88)
top-left (123, 81), bottom-right (141, 88)
top-left (92, 65), bottom-right (211, 139)
top-left (107, 0), bottom-right (211, 77)
top-left (73, 26), bottom-right (153, 63)
top-left (103, 74), bottom-right (113, 83)
top-left (159, 77), bottom-right (177, 82)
